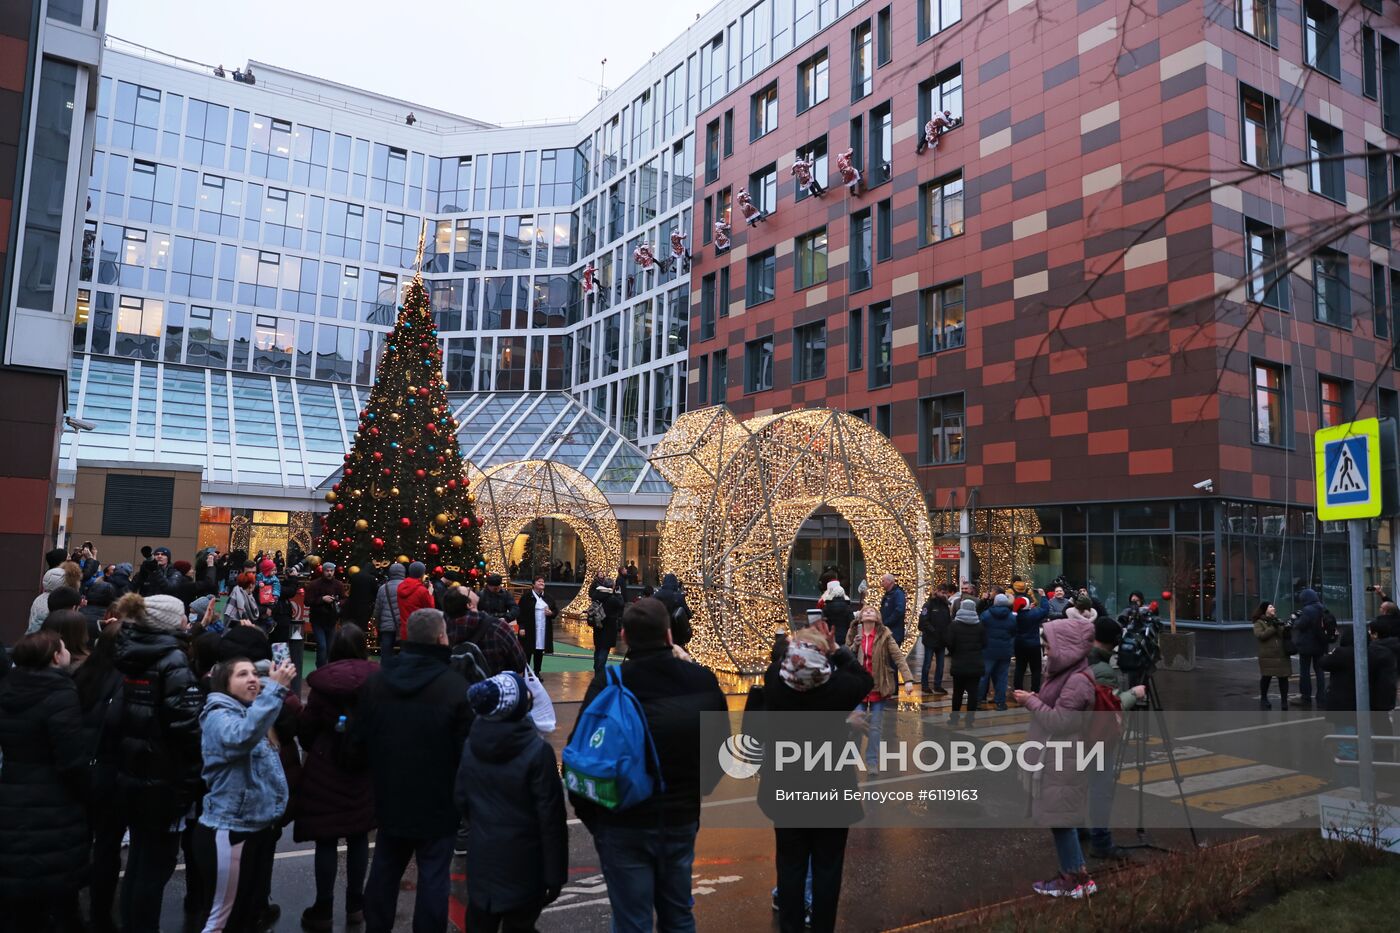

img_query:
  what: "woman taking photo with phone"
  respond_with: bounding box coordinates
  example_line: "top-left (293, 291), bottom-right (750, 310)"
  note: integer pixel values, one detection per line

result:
top-left (192, 656), bottom-right (296, 933)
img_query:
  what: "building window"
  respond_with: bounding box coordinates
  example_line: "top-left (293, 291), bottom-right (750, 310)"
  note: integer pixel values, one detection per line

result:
top-left (1237, 0), bottom-right (1278, 46)
top-left (793, 321), bottom-right (827, 383)
top-left (1303, 0), bottom-right (1341, 80)
top-left (711, 348), bottom-right (728, 404)
top-left (850, 408), bottom-right (870, 423)
top-left (877, 6), bottom-right (893, 66)
top-left (1313, 249), bottom-right (1351, 328)
top-left (700, 272), bottom-right (717, 340)
top-left (852, 20), bottom-right (873, 101)
top-left (1245, 219), bottom-right (1290, 310)
top-left (877, 198), bottom-right (893, 262)
top-left (850, 209), bottom-right (872, 291)
top-left (1372, 263), bottom-right (1391, 341)
top-left (919, 64), bottom-right (963, 128)
top-left (919, 393), bottom-right (965, 464)
top-left (705, 119), bottom-right (720, 183)
top-left (1369, 147), bottom-right (1391, 247)
top-left (869, 302), bottom-right (892, 388)
top-left (868, 101), bottom-right (893, 187)
top-left (1307, 117), bottom-right (1344, 201)
top-left (745, 336), bottom-right (774, 392)
top-left (1239, 84), bottom-right (1281, 171)
top-left (719, 266), bottom-right (730, 318)
top-left (747, 248), bottom-right (776, 306)
top-left (795, 227), bottom-right (829, 290)
top-left (919, 0), bottom-right (962, 41)
top-left (749, 163), bottom-right (778, 215)
top-left (849, 308), bottom-right (863, 371)
top-left (1319, 376), bottom-right (1351, 427)
top-left (1252, 361), bottom-right (1289, 446)
top-left (797, 137), bottom-right (828, 203)
top-left (724, 109), bottom-right (734, 156)
top-left (919, 280), bottom-right (965, 353)
top-left (695, 355), bottom-right (709, 405)
top-left (1385, 38), bottom-right (1400, 136)
top-left (1364, 26), bottom-right (1379, 100)
top-left (876, 403), bottom-right (892, 437)
top-left (751, 84), bottom-right (778, 141)
top-left (921, 172), bottom-right (965, 244)
top-left (798, 50), bottom-right (830, 113)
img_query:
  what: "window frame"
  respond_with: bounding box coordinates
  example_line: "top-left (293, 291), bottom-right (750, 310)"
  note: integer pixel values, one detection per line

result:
top-left (1306, 116), bottom-right (1345, 202)
top-left (1318, 375), bottom-right (1352, 428)
top-left (795, 226), bottom-right (829, 291)
top-left (919, 279), bottom-right (966, 354)
top-left (1244, 218), bottom-right (1291, 311)
top-left (1239, 83), bottom-right (1282, 173)
top-left (797, 49), bottom-right (830, 114)
top-left (750, 84), bottom-right (778, 142)
top-left (851, 19), bottom-right (873, 102)
top-left (919, 392), bottom-right (966, 465)
top-left (1312, 248), bottom-right (1352, 330)
top-left (849, 208), bottom-right (873, 291)
top-left (1236, 0), bottom-right (1279, 48)
top-left (792, 320), bottom-right (828, 383)
top-left (918, 0), bottom-right (963, 43)
top-left (1251, 360), bottom-right (1290, 448)
top-left (868, 300), bottom-right (892, 389)
top-left (744, 335), bottom-right (775, 393)
top-left (920, 171), bottom-right (965, 245)
top-left (1302, 0), bottom-right (1341, 81)
top-left (746, 248), bottom-right (777, 307)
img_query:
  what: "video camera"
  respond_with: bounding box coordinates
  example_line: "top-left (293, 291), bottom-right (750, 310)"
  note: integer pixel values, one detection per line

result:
top-left (1117, 605), bottom-right (1162, 677)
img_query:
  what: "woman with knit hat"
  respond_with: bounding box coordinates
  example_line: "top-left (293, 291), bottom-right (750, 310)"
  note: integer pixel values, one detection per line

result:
top-left (945, 598), bottom-right (987, 727)
top-left (454, 672), bottom-right (567, 932)
top-left (845, 606), bottom-right (915, 769)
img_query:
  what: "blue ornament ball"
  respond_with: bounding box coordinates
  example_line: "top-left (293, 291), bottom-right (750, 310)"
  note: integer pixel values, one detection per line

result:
top-left (407, 398), bottom-right (416, 406)
top-left (427, 444), bottom-right (436, 453)
top-left (367, 413), bottom-right (375, 420)
top-left (390, 441), bottom-right (400, 449)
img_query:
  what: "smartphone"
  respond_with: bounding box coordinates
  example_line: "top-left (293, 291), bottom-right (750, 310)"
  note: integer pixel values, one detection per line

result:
top-left (271, 642), bottom-right (290, 667)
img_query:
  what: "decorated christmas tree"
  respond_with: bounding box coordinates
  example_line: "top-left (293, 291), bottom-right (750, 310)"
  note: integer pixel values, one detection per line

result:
top-left (322, 246), bottom-right (484, 580)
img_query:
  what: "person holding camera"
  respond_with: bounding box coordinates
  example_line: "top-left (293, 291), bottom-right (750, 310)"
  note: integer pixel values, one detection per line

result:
top-left (1291, 588), bottom-right (1329, 706)
top-left (1251, 602), bottom-right (1291, 710)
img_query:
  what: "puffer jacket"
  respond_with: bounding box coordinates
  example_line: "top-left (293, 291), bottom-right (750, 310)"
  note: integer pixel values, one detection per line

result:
top-left (27, 567), bottom-right (68, 634)
top-left (395, 577), bottom-right (435, 638)
top-left (980, 605), bottom-right (1016, 661)
top-left (373, 563), bottom-right (407, 636)
top-left (198, 682), bottom-right (291, 833)
top-left (845, 622), bottom-right (914, 700)
top-left (0, 667), bottom-right (90, 898)
top-left (1022, 617), bottom-right (1097, 826)
top-left (112, 625), bottom-right (205, 823)
top-left (946, 618), bottom-right (988, 677)
top-left (1293, 588), bottom-right (1328, 657)
top-left (1014, 599), bottom-right (1049, 653)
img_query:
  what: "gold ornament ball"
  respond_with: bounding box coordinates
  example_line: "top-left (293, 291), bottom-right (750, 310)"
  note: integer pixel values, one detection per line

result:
top-left (450, 535), bottom-right (463, 548)
top-left (397, 554), bottom-right (410, 564)
top-left (389, 412), bottom-right (401, 422)
top-left (355, 519), bottom-right (369, 532)
top-left (351, 489), bottom-right (362, 499)
top-left (390, 487), bottom-right (401, 497)
top-left (434, 513), bottom-right (448, 527)
top-left (434, 486), bottom-right (445, 496)
top-left (408, 385), bottom-right (418, 395)
top-left (324, 490), bottom-right (337, 503)
top-left (348, 565), bottom-right (360, 576)
top-left (467, 493), bottom-right (477, 505)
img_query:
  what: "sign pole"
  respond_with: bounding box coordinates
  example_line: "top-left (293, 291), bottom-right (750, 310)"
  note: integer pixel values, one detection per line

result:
top-left (1348, 518), bottom-right (1376, 808)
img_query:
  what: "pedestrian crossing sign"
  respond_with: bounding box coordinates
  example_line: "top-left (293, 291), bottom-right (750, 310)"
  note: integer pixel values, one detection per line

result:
top-left (1315, 419), bottom-right (1382, 520)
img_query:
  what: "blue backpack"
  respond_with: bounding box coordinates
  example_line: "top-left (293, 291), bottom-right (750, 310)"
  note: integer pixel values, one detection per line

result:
top-left (562, 666), bottom-right (664, 811)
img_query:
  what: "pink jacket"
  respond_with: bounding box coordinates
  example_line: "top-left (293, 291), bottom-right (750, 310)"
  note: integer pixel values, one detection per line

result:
top-left (1021, 617), bottom-right (1097, 826)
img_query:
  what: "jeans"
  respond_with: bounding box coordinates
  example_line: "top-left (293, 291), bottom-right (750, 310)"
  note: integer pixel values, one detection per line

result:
top-left (313, 833), bottom-right (369, 912)
top-left (857, 699), bottom-right (887, 767)
top-left (1013, 650), bottom-right (1042, 693)
top-left (1087, 764), bottom-right (1118, 851)
top-left (1299, 653), bottom-right (1326, 701)
top-left (591, 821), bottom-right (698, 933)
top-left (312, 620), bottom-right (337, 669)
top-left (920, 637), bottom-right (944, 689)
top-left (377, 627), bottom-right (396, 658)
top-left (774, 827), bottom-right (848, 933)
top-left (363, 833), bottom-right (453, 933)
top-left (1051, 827), bottom-right (1086, 875)
top-left (979, 657), bottom-right (1010, 709)
top-left (120, 821), bottom-right (181, 933)
top-left (593, 644), bottom-right (611, 673)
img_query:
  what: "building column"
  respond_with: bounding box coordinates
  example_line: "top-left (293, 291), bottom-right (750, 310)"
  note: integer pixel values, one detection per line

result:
top-left (0, 369), bottom-right (65, 644)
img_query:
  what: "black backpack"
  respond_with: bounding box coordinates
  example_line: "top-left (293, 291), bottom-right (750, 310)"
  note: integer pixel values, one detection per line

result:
top-left (1321, 608), bottom-right (1339, 643)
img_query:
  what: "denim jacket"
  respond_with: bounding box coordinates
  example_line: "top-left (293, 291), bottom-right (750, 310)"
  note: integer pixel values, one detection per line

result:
top-left (198, 681), bottom-right (290, 833)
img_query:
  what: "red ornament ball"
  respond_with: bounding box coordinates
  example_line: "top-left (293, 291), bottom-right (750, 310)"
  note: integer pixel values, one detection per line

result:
top-left (415, 468), bottom-right (427, 479)
top-left (417, 386), bottom-right (430, 397)
top-left (436, 456), bottom-right (445, 464)
top-left (407, 448), bottom-right (417, 456)
top-left (344, 467), bottom-right (354, 476)
top-left (328, 540), bottom-right (340, 550)
top-left (459, 518), bottom-right (471, 528)
top-left (400, 517), bottom-right (412, 528)
top-left (334, 503), bottom-right (344, 511)
top-left (381, 468), bottom-right (391, 476)
top-left (426, 423), bottom-right (438, 433)
top-left (369, 427), bottom-right (379, 436)
top-left (372, 537), bottom-right (385, 550)
top-left (428, 543), bottom-right (440, 555)
top-left (373, 451), bottom-right (383, 461)
top-left (1160, 590), bottom-right (1173, 601)
top-left (433, 566), bottom-right (445, 576)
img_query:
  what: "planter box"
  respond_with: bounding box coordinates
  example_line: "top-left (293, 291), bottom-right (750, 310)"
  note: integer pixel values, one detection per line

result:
top-left (1160, 631), bottom-right (1197, 671)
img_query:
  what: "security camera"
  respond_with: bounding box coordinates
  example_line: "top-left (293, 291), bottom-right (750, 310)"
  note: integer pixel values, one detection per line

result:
top-left (64, 416), bottom-right (97, 432)
top-left (1192, 479), bottom-right (1213, 493)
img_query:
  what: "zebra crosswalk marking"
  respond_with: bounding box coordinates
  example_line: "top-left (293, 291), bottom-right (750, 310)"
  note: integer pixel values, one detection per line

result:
top-left (1116, 754), bottom-right (1256, 786)
top-left (1182, 774), bottom-right (1330, 813)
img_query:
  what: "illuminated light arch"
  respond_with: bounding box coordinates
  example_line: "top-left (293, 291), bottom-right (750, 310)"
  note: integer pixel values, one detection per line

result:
top-left (652, 407), bottom-right (934, 673)
top-left (468, 459), bottom-right (622, 619)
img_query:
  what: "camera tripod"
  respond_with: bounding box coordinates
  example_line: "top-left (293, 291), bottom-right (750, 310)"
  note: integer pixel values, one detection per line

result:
top-left (1114, 668), bottom-right (1201, 851)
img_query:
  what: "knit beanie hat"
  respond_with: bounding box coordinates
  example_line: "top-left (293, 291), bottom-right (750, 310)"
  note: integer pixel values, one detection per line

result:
top-left (408, 561), bottom-right (427, 579)
top-left (1093, 617), bottom-right (1121, 647)
top-left (153, 546), bottom-right (172, 559)
top-left (954, 599), bottom-right (980, 623)
top-left (779, 638), bottom-right (833, 692)
top-left (142, 595), bottom-right (187, 634)
top-left (259, 558), bottom-right (276, 574)
top-left (468, 672), bottom-right (528, 721)
top-left (994, 593), bottom-right (1011, 607)
top-left (322, 562), bottom-right (337, 573)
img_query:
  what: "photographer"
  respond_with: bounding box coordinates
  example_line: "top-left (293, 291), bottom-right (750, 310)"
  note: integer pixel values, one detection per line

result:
top-left (1291, 588), bottom-right (1329, 706)
top-left (1116, 601), bottom-right (1161, 690)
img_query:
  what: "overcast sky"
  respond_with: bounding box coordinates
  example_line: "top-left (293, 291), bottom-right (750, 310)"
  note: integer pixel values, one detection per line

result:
top-left (106, 0), bottom-right (706, 125)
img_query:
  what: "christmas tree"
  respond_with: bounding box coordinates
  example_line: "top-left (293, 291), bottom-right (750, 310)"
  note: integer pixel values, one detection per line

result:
top-left (322, 246), bottom-right (484, 580)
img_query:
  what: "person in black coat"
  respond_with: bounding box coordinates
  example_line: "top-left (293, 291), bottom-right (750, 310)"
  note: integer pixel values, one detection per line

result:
top-left (587, 575), bottom-right (624, 673)
top-left (518, 576), bottom-right (558, 675)
top-left (820, 581), bottom-right (854, 648)
top-left (759, 626), bottom-right (874, 933)
top-left (346, 567), bottom-right (379, 631)
top-left (568, 599), bottom-right (727, 932)
top-left (0, 631), bottom-right (89, 932)
top-left (354, 608), bottom-right (473, 933)
top-left (654, 573), bottom-right (693, 647)
top-left (478, 574), bottom-right (520, 623)
top-left (917, 585), bottom-right (952, 694)
top-left (110, 593), bottom-right (203, 933)
top-left (945, 598), bottom-right (988, 726)
top-left (1293, 587), bottom-right (1329, 704)
top-left (73, 622), bottom-right (127, 933)
top-left (456, 672), bottom-right (567, 930)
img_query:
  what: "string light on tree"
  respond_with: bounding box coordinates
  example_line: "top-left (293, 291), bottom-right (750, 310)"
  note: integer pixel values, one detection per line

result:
top-left (322, 223), bottom-right (484, 579)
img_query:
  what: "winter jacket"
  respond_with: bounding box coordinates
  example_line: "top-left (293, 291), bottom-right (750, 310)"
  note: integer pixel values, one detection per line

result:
top-left (27, 567), bottom-right (68, 634)
top-left (347, 570), bottom-right (379, 627)
top-left (1293, 589), bottom-right (1328, 657)
top-left (454, 716), bottom-right (568, 913)
top-left (918, 595), bottom-right (952, 651)
top-left (450, 612), bottom-right (527, 676)
top-left (587, 583), bottom-right (624, 650)
top-left (198, 683), bottom-right (290, 833)
top-left (980, 606), bottom-right (1017, 662)
top-left (518, 590), bottom-right (557, 654)
top-left (1021, 618), bottom-right (1097, 827)
top-left (1321, 633), bottom-right (1399, 715)
top-left (1014, 599), bottom-right (1049, 654)
top-left (569, 647), bottom-right (727, 831)
top-left (758, 647), bottom-right (875, 826)
top-left (946, 620), bottom-right (988, 678)
top-left (654, 574), bottom-right (692, 646)
top-left (880, 584), bottom-right (908, 642)
top-left (294, 659), bottom-right (378, 841)
top-left (373, 564), bottom-right (407, 636)
top-left (305, 575), bottom-right (345, 628)
top-left (822, 596), bottom-right (855, 647)
top-left (395, 577), bottom-right (435, 638)
top-left (845, 622), bottom-right (915, 700)
top-left (253, 572), bottom-right (281, 604)
top-left (0, 668), bottom-right (90, 898)
top-left (1045, 596), bottom-right (1070, 620)
top-left (1087, 646), bottom-right (1139, 711)
top-left (113, 624), bottom-right (205, 823)
top-left (137, 565), bottom-right (187, 600)
top-left (353, 642), bottom-right (472, 839)
top-left (1253, 616), bottom-right (1293, 679)
top-left (478, 586), bottom-right (519, 623)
